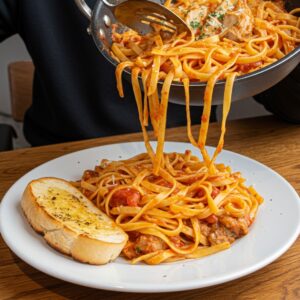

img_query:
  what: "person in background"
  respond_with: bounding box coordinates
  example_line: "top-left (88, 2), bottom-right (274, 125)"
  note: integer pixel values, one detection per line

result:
top-left (0, 0), bottom-right (299, 147)
top-left (254, 65), bottom-right (300, 124)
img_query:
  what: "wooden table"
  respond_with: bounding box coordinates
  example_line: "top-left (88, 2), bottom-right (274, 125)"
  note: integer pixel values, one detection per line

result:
top-left (0, 116), bottom-right (299, 299)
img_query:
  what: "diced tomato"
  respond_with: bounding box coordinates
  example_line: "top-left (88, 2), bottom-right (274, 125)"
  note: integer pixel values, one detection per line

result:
top-left (156, 179), bottom-right (173, 188)
top-left (201, 115), bottom-right (208, 122)
top-left (147, 175), bottom-right (160, 182)
top-left (160, 61), bottom-right (172, 73)
top-left (211, 187), bottom-right (220, 198)
top-left (237, 61), bottom-right (262, 73)
top-left (196, 187), bottom-right (219, 198)
top-left (169, 236), bottom-right (184, 248)
top-left (184, 150), bottom-right (191, 156)
top-left (154, 179), bottom-right (180, 194)
top-left (110, 188), bottom-right (141, 207)
top-left (130, 36), bottom-right (142, 43)
top-left (204, 214), bottom-right (218, 224)
top-left (196, 189), bottom-right (205, 198)
top-left (150, 176), bottom-right (173, 188)
top-left (82, 189), bottom-right (93, 198)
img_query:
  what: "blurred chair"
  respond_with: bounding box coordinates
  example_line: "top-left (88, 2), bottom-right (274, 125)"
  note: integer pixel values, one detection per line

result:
top-left (0, 61), bottom-right (34, 151)
top-left (0, 124), bottom-right (17, 150)
top-left (8, 61), bottom-right (34, 122)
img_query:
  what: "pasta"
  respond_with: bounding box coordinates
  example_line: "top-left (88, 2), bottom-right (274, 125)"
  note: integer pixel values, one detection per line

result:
top-left (112, 0), bottom-right (299, 173)
top-left (77, 152), bottom-right (263, 264)
top-left (76, 0), bottom-right (298, 264)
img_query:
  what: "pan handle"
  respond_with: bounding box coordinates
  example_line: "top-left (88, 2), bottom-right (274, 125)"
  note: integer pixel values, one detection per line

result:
top-left (74, 0), bottom-right (92, 20)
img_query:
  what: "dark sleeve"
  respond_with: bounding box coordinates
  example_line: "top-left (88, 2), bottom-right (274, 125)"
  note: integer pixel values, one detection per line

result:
top-left (0, 0), bottom-right (18, 42)
top-left (254, 64), bottom-right (300, 124)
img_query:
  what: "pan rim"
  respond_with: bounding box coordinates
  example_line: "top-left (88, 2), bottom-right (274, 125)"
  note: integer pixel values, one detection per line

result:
top-left (91, 0), bottom-right (300, 88)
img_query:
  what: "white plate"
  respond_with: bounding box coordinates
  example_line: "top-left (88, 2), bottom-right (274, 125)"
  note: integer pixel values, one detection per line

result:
top-left (1, 142), bottom-right (300, 293)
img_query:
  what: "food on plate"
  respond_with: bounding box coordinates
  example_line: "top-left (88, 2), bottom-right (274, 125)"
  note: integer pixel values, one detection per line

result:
top-left (75, 151), bottom-right (263, 264)
top-left (21, 177), bottom-right (128, 265)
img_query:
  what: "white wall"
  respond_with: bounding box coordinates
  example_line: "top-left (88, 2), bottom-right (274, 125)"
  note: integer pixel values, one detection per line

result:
top-left (0, 35), bottom-right (32, 115)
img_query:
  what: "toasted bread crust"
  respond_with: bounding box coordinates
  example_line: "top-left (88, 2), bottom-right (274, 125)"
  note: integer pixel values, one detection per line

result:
top-left (21, 177), bottom-right (128, 265)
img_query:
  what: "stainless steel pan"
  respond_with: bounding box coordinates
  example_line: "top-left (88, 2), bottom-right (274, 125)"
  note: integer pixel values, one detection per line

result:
top-left (75, 0), bottom-right (300, 105)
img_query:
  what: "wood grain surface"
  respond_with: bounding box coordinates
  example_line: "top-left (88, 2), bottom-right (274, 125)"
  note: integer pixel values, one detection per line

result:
top-left (0, 116), bottom-right (299, 300)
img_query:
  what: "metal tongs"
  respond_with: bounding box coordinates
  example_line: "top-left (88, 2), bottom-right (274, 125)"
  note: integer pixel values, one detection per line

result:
top-left (75, 0), bottom-right (191, 35)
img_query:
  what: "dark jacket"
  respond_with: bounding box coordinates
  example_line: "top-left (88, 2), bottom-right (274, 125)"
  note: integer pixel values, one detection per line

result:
top-left (0, 0), bottom-right (299, 146)
top-left (0, 0), bottom-right (207, 146)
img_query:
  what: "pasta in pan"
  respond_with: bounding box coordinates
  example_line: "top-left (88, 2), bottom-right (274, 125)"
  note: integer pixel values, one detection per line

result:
top-left (76, 0), bottom-right (299, 264)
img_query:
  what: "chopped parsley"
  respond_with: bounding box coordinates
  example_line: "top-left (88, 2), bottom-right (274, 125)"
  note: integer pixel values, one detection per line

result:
top-left (196, 33), bottom-right (207, 40)
top-left (190, 20), bottom-right (201, 29)
top-left (218, 14), bottom-right (225, 21)
top-left (207, 11), bottom-right (225, 22)
top-left (135, 246), bottom-right (142, 254)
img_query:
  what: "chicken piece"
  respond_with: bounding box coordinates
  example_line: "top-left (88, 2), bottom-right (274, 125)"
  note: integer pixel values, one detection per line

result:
top-left (134, 234), bottom-right (167, 254)
top-left (200, 0), bottom-right (236, 38)
top-left (199, 222), bottom-right (211, 237)
top-left (222, 0), bottom-right (254, 41)
top-left (208, 225), bottom-right (236, 245)
top-left (223, 12), bottom-right (239, 28)
top-left (186, 6), bottom-right (208, 35)
top-left (218, 215), bottom-right (250, 237)
top-left (122, 234), bottom-right (167, 259)
top-left (123, 241), bottom-right (139, 259)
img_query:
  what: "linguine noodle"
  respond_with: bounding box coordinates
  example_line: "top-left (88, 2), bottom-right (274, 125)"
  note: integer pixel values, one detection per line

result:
top-left (75, 0), bottom-right (298, 264)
